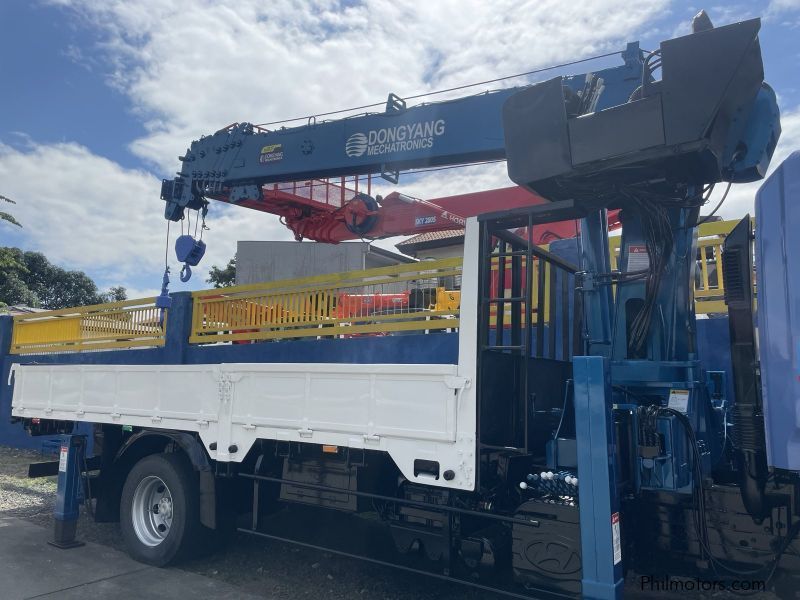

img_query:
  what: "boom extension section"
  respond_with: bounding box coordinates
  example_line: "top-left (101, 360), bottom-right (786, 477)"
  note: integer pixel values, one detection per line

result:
top-left (160, 44), bottom-right (646, 225)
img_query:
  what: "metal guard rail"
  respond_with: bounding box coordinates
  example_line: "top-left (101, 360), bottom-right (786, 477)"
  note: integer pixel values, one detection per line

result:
top-left (10, 298), bottom-right (167, 354)
top-left (190, 258), bottom-right (463, 344)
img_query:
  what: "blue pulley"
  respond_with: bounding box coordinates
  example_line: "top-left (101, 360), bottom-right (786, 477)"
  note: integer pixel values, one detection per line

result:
top-left (175, 234), bottom-right (206, 282)
top-left (175, 234), bottom-right (206, 266)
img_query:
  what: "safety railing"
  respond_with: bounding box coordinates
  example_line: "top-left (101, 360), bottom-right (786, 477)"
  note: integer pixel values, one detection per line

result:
top-left (481, 228), bottom-right (579, 361)
top-left (6, 221), bottom-right (746, 355)
top-left (10, 298), bottom-right (167, 354)
top-left (264, 175), bottom-right (373, 210)
top-left (609, 218), bottom-right (747, 315)
top-left (190, 258), bottom-right (462, 344)
top-left (488, 255), bottom-right (561, 327)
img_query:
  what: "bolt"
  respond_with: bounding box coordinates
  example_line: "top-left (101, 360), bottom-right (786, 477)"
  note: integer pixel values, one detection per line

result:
top-left (228, 444), bottom-right (238, 454)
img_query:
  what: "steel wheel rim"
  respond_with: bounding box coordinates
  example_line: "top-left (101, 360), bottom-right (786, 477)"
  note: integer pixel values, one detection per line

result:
top-left (131, 475), bottom-right (174, 547)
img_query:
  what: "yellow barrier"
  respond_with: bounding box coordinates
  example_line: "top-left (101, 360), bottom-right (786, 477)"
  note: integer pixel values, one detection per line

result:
top-left (8, 220), bottom-right (746, 353)
top-left (190, 258), bottom-right (462, 344)
top-left (10, 298), bottom-right (167, 354)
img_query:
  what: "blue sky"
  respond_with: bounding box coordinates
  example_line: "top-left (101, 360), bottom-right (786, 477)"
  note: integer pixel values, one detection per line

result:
top-left (1, 0), bottom-right (799, 298)
top-left (0, 3), bottom-right (146, 168)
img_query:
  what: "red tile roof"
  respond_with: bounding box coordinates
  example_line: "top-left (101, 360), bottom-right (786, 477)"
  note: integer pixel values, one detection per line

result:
top-left (396, 229), bottom-right (464, 248)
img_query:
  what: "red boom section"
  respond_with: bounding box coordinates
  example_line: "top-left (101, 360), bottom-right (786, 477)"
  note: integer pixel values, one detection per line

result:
top-left (209, 176), bottom-right (619, 244)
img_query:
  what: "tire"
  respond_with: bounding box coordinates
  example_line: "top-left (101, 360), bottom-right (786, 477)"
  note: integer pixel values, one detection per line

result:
top-left (120, 453), bottom-right (202, 566)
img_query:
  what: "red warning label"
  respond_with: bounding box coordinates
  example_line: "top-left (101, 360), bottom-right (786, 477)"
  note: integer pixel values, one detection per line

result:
top-left (626, 244), bottom-right (650, 272)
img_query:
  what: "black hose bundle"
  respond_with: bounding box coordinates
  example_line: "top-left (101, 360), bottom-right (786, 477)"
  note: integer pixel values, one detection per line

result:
top-left (618, 193), bottom-right (674, 354)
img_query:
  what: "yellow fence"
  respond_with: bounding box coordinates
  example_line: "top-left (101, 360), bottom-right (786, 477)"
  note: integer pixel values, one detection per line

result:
top-left (190, 258), bottom-right (462, 344)
top-left (609, 218), bottom-right (747, 315)
top-left (7, 220), bottom-right (746, 353)
top-left (10, 298), bottom-right (167, 354)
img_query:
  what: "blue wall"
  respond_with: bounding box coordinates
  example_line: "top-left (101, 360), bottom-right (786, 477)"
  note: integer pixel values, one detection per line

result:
top-left (0, 293), bottom-right (731, 452)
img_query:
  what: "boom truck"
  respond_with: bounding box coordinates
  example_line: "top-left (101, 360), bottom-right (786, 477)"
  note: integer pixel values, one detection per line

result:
top-left (4, 12), bottom-right (798, 599)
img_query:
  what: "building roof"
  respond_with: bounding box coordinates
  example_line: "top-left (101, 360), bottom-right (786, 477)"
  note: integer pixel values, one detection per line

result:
top-left (366, 243), bottom-right (416, 264)
top-left (395, 229), bottom-right (464, 255)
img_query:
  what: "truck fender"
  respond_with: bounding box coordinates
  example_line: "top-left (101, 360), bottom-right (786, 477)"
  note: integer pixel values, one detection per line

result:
top-left (107, 429), bottom-right (217, 529)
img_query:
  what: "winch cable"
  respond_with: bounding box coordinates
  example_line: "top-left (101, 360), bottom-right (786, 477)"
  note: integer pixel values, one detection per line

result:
top-left (155, 220), bottom-right (173, 314)
top-left (254, 50), bottom-right (630, 129)
top-left (164, 221), bottom-right (171, 270)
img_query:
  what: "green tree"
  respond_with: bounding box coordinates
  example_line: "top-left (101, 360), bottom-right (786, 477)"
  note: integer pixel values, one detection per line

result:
top-left (0, 248), bottom-right (127, 309)
top-left (0, 196), bottom-right (24, 311)
top-left (0, 194), bottom-right (21, 229)
top-left (100, 286), bottom-right (127, 303)
top-left (0, 271), bottom-right (38, 307)
top-left (0, 248), bottom-right (36, 307)
top-left (0, 247), bottom-right (24, 270)
top-left (206, 256), bottom-right (236, 288)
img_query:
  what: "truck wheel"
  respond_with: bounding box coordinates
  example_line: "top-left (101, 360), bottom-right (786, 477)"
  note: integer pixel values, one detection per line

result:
top-left (120, 453), bottom-right (201, 566)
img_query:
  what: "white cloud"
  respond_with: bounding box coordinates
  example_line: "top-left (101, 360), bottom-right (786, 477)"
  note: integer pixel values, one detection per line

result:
top-left (0, 141), bottom-right (291, 294)
top-left (0, 141), bottom-right (163, 277)
top-left (765, 0), bottom-right (800, 28)
top-left (7, 0), bottom-right (795, 292)
top-left (767, 0), bottom-right (800, 15)
top-left (52, 0), bottom-right (670, 174)
top-left (21, 0), bottom-right (677, 277)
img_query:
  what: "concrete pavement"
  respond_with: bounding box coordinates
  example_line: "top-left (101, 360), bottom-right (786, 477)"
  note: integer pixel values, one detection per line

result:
top-left (0, 516), bottom-right (262, 600)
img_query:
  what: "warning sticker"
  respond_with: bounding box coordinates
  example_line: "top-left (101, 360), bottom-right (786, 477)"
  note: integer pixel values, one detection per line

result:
top-left (668, 389), bottom-right (690, 413)
top-left (626, 244), bottom-right (650, 272)
top-left (612, 512), bottom-right (622, 565)
top-left (58, 446), bottom-right (68, 473)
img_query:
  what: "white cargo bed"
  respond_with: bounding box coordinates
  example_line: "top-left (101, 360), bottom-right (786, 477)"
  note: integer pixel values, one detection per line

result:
top-left (10, 362), bottom-right (477, 490)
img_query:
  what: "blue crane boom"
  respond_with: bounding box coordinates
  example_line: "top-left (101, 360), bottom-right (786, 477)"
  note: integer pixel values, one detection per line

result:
top-left (159, 44), bottom-right (645, 221)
